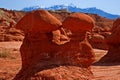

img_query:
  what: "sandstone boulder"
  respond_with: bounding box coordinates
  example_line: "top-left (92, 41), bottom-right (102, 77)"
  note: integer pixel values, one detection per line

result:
top-left (62, 12), bottom-right (95, 32)
top-left (15, 10), bottom-right (62, 33)
top-left (14, 11), bottom-right (95, 80)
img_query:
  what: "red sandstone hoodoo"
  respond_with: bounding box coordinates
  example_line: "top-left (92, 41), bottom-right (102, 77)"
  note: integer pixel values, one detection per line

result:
top-left (14, 10), bottom-right (95, 80)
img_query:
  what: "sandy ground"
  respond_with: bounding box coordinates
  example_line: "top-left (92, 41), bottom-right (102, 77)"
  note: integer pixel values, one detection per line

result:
top-left (0, 42), bottom-right (120, 80)
top-left (91, 49), bottom-right (120, 80)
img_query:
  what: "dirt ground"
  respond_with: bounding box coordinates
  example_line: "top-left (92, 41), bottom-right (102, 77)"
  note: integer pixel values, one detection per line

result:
top-left (91, 49), bottom-right (120, 80)
top-left (0, 42), bottom-right (120, 80)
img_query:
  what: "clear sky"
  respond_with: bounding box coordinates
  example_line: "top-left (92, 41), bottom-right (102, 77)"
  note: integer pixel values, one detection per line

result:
top-left (0, 0), bottom-right (120, 15)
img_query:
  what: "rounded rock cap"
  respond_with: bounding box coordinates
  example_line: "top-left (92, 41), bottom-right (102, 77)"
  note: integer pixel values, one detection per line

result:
top-left (15, 10), bottom-right (62, 33)
top-left (62, 12), bottom-right (95, 32)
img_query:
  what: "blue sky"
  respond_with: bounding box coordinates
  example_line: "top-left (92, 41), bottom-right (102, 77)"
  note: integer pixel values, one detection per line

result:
top-left (0, 0), bottom-right (120, 15)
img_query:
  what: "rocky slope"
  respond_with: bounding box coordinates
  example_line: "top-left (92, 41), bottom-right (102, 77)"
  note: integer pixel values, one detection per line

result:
top-left (0, 8), bottom-right (25, 41)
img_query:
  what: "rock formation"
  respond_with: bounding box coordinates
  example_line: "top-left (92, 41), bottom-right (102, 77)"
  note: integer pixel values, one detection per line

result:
top-left (0, 8), bottom-right (25, 41)
top-left (111, 18), bottom-right (120, 32)
top-left (97, 18), bottom-right (120, 63)
top-left (62, 12), bottom-right (95, 32)
top-left (89, 33), bottom-right (109, 50)
top-left (0, 8), bottom-right (114, 42)
top-left (13, 10), bottom-right (95, 80)
top-left (15, 10), bottom-right (62, 33)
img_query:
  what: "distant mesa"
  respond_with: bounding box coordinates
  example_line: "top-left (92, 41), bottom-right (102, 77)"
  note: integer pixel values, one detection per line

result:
top-left (22, 5), bottom-right (120, 19)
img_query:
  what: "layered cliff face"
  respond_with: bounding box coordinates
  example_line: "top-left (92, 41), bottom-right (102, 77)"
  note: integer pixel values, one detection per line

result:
top-left (13, 10), bottom-right (95, 80)
top-left (97, 18), bottom-right (120, 63)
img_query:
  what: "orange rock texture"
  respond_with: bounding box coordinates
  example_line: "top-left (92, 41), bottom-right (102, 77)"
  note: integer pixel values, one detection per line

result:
top-left (0, 8), bottom-right (114, 42)
top-left (13, 10), bottom-right (95, 80)
top-left (111, 18), bottom-right (120, 32)
top-left (98, 17), bottom-right (120, 63)
top-left (62, 12), bottom-right (95, 32)
top-left (15, 10), bottom-right (62, 33)
top-left (89, 33), bottom-right (109, 50)
top-left (0, 8), bottom-right (25, 41)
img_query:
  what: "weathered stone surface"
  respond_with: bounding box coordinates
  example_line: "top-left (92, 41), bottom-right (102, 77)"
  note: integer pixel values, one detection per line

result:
top-left (24, 66), bottom-right (94, 80)
top-left (111, 18), bottom-right (120, 32)
top-left (62, 12), bottom-right (95, 32)
top-left (0, 9), bottom-right (114, 42)
top-left (0, 27), bottom-right (24, 41)
top-left (89, 33), bottom-right (109, 50)
top-left (91, 34), bottom-right (105, 43)
top-left (97, 18), bottom-right (120, 63)
top-left (13, 11), bottom-right (95, 80)
top-left (15, 10), bottom-right (62, 33)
